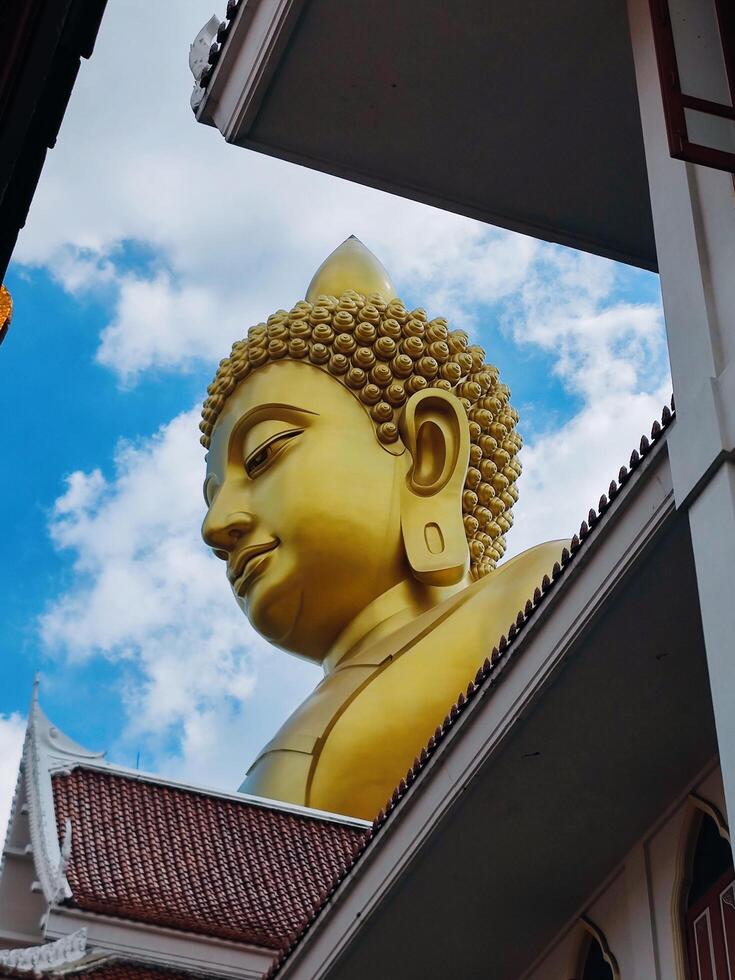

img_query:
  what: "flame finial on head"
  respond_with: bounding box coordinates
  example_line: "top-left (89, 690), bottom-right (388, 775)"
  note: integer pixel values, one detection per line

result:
top-left (305, 237), bottom-right (397, 304)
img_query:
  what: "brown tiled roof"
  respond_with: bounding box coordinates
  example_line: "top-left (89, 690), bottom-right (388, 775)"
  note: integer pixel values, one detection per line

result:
top-left (0, 961), bottom-right (215, 979)
top-left (52, 769), bottom-right (366, 950)
top-left (1, 966), bottom-right (194, 980)
top-left (265, 399), bottom-right (676, 976)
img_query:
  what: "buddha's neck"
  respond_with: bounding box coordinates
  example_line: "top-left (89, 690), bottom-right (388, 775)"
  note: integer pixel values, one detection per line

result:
top-left (324, 575), bottom-right (469, 674)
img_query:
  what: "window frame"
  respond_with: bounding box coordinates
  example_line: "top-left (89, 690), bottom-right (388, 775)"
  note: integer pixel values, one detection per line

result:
top-left (685, 864), bottom-right (735, 980)
top-left (649, 0), bottom-right (735, 174)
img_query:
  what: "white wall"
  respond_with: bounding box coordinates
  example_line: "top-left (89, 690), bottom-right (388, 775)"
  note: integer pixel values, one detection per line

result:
top-left (524, 760), bottom-right (727, 980)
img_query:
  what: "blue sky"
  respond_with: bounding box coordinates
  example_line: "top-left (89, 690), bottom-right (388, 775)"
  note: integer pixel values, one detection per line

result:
top-left (0, 0), bottom-right (670, 829)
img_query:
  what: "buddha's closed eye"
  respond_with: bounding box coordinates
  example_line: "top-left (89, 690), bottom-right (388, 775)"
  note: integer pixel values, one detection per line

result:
top-left (244, 428), bottom-right (303, 479)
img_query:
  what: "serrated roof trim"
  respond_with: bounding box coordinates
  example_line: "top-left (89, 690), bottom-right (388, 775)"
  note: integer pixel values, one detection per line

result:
top-left (0, 928), bottom-right (88, 974)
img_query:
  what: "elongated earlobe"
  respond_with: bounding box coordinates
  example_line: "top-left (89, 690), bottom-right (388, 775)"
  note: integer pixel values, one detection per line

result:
top-left (399, 389), bottom-right (470, 586)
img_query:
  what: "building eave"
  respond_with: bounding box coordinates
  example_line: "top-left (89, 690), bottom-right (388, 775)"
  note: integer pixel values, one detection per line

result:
top-left (193, 0), bottom-right (306, 139)
top-left (267, 405), bottom-right (718, 978)
top-left (42, 907), bottom-right (274, 980)
top-left (0, 0), bottom-right (107, 282)
top-left (191, 0), bottom-right (657, 271)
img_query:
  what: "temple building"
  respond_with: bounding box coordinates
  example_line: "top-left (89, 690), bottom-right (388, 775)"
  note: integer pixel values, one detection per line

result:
top-left (0, 690), bottom-right (368, 978)
top-left (3, 0), bottom-right (735, 978)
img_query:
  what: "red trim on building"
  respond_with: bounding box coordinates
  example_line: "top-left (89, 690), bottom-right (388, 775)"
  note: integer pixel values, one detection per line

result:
top-left (686, 867), bottom-right (735, 980)
top-left (649, 0), bottom-right (735, 174)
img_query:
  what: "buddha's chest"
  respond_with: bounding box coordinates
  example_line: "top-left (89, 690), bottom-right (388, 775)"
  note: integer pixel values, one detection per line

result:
top-left (241, 612), bottom-right (490, 820)
top-left (240, 541), bottom-right (562, 820)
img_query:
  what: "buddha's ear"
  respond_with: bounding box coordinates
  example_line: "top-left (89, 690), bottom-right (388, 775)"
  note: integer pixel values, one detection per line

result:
top-left (399, 388), bottom-right (470, 586)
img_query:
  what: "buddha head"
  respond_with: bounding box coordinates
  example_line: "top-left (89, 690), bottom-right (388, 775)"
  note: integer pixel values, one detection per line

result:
top-left (201, 238), bottom-right (521, 664)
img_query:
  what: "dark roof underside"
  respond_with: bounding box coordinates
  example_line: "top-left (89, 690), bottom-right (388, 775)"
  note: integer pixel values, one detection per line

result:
top-left (222, 0), bottom-right (656, 269)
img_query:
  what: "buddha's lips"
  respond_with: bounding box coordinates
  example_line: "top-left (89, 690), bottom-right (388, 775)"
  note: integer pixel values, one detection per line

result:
top-left (228, 540), bottom-right (279, 586)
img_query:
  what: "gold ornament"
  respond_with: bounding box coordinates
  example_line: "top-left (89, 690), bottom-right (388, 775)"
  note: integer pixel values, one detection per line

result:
top-left (0, 285), bottom-right (12, 346)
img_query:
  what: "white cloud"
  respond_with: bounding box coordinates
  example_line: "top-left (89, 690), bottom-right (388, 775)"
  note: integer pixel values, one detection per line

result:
top-left (41, 408), bottom-right (319, 787)
top-left (17, 0), bottom-right (672, 790)
top-left (88, 221), bottom-right (540, 382)
top-left (0, 714), bottom-right (26, 847)
top-left (508, 387), bottom-right (671, 558)
top-left (96, 273), bottom-right (247, 382)
top-left (504, 249), bottom-right (670, 556)
top-left (12, 0), bottom-right (545, 382)
top-left (54, 468), bottom-right (106, 515)
top-left (505, 249), bottom-right (665, 399)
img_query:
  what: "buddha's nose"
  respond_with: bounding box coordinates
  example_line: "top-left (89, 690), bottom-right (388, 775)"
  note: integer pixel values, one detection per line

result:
top-left (202, 508), bottom-right (255, 558)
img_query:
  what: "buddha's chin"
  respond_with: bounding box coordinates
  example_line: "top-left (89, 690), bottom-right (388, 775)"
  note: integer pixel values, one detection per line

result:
top-left (244, 576), bottom-right (302, 649)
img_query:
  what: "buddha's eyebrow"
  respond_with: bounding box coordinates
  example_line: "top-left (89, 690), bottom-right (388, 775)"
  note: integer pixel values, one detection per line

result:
top-left (229, 403), bottom-right (319, 450)
top-left (238, 403), bottom-right (319, 426)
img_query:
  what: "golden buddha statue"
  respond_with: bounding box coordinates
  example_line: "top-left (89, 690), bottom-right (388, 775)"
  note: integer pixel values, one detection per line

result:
top-left (201, 237), bottom-right (564, 821)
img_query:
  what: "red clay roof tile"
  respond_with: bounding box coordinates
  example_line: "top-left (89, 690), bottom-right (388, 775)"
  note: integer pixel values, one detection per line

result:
top-left (52, 769), bottom-right (366, 950)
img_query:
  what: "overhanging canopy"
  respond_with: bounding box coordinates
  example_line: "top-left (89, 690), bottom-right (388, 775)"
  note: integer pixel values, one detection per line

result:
top-left (198, 0), bottom-right (657, 270)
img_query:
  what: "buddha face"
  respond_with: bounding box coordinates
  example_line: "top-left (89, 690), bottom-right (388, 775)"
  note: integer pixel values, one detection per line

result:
top-left (202, 361), bottom-right (409, 663)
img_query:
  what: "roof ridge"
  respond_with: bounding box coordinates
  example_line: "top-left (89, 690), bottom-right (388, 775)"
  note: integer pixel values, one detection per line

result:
top-left (264, 395), bottom-right (677, 978)
top-left (51, 763), bottom-right (371, 830)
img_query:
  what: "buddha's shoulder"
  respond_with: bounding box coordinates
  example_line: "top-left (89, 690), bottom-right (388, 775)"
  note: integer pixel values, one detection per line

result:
top-left (245, 540), bottom-right (566, 818)
top-left (498, 538), bottom-right (568, 579)
top-left (464, 539), bottom-right (568, 616)
top-left (308, 540), bottom-right (567, 817)
top-left (442, 539), bottom-right (569, 637)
